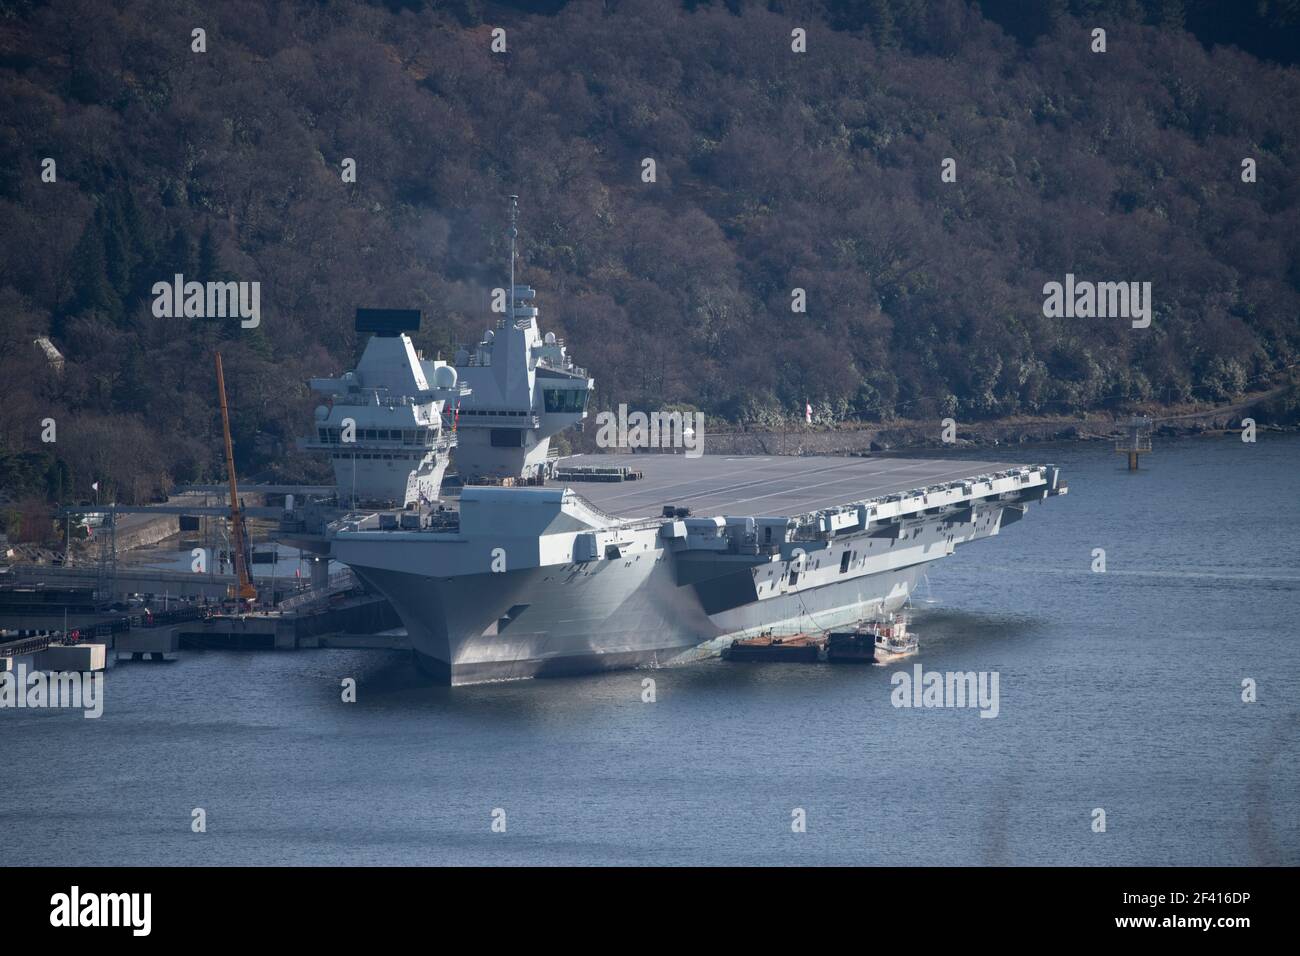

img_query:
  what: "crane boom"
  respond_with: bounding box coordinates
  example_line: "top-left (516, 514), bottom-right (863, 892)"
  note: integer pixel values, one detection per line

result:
top-left (215, 352), bottom-right (257, 603)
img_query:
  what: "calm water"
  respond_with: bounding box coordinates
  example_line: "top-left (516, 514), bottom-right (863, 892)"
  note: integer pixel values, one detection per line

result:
top-left (3, 435), bottom-right (1297, 866)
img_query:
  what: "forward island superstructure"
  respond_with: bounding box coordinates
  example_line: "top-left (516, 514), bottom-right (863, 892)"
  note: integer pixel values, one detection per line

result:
top-left (435, 197), bottom-right (593, 483)
top-left (436, 285), bottom-right (592, 483)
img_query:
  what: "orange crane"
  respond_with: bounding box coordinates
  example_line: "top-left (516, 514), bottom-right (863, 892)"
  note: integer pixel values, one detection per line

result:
top-left (215, 352), bottom-right (257, 604)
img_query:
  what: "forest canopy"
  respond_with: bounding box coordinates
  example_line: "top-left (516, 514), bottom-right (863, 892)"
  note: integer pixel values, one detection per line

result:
top-left (1, 0), bottom-right (1298, 508)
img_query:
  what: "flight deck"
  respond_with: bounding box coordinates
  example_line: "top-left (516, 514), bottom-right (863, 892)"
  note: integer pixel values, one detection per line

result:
top-left (553, 453), bottom-right (1023, 519)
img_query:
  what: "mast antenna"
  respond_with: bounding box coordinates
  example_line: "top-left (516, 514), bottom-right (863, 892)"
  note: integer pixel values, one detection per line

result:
top-left (508, 194), bottom-right (518, 324)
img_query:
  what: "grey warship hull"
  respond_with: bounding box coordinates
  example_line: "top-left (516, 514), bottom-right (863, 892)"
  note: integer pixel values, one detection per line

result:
top-left (353, 558), bottom-right (926, 683)
top-left (331, 454), bottom-right (1067, 685)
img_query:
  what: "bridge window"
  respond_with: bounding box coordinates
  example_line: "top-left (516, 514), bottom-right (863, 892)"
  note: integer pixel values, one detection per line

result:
top-left (543, 388), bottom-right (586, 413)
top-left (490, 429), bottom-right (524, 447)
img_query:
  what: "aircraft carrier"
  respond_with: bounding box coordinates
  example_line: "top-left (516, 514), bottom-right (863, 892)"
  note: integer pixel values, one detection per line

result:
top-left (331, 454), bottom-right (1064, 684)
top-left (319, 200), bottom-right (1068, 684)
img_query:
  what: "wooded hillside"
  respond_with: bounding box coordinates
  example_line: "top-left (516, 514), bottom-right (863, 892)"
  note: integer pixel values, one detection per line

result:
top-left (1, 0), bottom-right (1297, 518)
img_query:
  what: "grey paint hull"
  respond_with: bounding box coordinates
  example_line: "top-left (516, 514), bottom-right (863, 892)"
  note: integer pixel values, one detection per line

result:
top-left (331, 456), bottom-right (1066, 686)
top-left (352, 556), bottom-right (927, 685)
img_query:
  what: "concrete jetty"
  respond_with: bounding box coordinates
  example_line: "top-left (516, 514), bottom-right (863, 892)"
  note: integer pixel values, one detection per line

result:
top-left (0, 637), bottom-right (107, 673)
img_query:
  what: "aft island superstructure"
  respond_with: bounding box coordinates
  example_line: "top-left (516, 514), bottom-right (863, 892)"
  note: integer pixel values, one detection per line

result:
top-left (304, 308), bottom-right (468, 509)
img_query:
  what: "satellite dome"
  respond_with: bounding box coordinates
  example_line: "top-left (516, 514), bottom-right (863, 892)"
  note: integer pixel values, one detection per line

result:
top-left (432, 365), bottom-right (458, 388)
top-left (544, 332), bottom-right (557, 345)
top-left (484, 329), bottom-right (495, 343)
top-left (314, 405), bottom-right (330, 421)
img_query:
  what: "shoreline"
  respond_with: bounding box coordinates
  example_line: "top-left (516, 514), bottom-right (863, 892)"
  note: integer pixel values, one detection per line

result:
top-left (577, 383), bottom-right (1300, 456)
top-left (699, 415), bottom-right (1296, 457)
